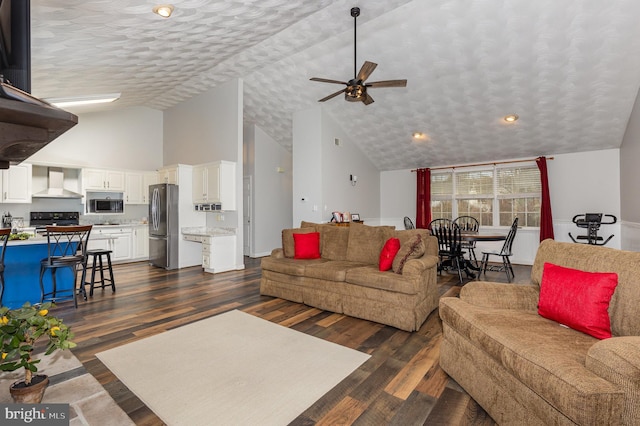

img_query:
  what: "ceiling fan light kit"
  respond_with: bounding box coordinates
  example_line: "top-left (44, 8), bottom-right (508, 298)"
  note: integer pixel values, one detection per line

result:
top-left (310, 7), bottom-right (407, 105)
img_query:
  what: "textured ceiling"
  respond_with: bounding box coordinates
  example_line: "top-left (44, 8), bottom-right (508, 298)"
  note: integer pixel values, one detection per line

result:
top-left (30, 0), bottom-right (640, 170)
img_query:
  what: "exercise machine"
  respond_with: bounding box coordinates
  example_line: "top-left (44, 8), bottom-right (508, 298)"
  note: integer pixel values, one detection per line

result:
top-left (568, 213), bottom-right (616, 246)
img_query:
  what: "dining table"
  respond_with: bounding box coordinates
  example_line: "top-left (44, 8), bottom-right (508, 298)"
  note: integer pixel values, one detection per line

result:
top-left (459, 231), bottom-right (508, 275)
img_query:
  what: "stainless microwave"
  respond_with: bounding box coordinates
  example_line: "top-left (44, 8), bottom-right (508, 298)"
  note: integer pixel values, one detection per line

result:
top-left (89, 199), bottom-right (124, 213)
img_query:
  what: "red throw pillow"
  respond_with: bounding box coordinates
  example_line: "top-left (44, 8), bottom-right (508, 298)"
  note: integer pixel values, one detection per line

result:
top-left (379, 238), bottom-right (401, 271)
top-left (293, 232), bottom-right (321, 259)
top-left (538, 262), bottom-right (618, 339)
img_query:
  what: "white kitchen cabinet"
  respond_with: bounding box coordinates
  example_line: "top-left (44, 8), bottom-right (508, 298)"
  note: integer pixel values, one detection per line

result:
top-left (2, 163), bottom-right (32, 203)
top-left (133, 225), bottom-right (149, 259)
top-left (142, 172), bottom-right (158, 203)
top-left (125, 171), bottom-right (157, 204)
top-left (88, 227), bottom-right (133, 262)
top-left (83, 168), bottom-right (125, 191)
top-left (192, 161), bottom-right (235, 209)
top-left (125, 172), bottom-right (143, 204)
top-left (111, 229), bottom-right (132, 262)
top-left (158, 166), bottom-right (178, 185)
top-left (202, 235), bottom-right (236, 273)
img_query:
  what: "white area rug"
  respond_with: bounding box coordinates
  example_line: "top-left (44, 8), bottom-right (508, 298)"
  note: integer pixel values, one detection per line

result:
top-left (96, 310), bottom-right (370, 426)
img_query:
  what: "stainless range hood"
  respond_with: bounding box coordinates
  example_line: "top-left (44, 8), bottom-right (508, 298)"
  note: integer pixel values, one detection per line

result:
top-left (32, 167), bottom-right (83, 199)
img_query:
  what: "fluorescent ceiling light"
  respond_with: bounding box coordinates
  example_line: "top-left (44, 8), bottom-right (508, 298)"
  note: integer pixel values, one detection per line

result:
top-left (46, 93), bottom-right (121, 108)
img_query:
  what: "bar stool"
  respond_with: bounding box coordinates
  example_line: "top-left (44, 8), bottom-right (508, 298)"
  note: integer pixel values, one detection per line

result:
top-left (40, 225), bottom-right (92, 308)
top-left (84, 249), bottom-right (116, 296)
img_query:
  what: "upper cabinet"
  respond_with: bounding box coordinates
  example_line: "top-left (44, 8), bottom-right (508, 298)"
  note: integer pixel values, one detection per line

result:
top-left (158, 166), bottom-right (178, 185)
top-left (2, 163), bottom-right (32, 203)
top-left (83, 168), bottom-right (125, 191)
top-left (192, 161), bottom-right (236, 210)
top-left (125, 171), bottom-right (158, 204)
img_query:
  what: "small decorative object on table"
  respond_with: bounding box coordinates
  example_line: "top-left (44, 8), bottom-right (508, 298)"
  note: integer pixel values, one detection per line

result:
top-left (0, 302), bottom-right (76, 403)
top-left (351, 213), bottom-right (360, 221)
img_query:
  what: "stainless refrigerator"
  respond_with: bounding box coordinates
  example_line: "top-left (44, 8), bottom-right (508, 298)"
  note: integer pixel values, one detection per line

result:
top-left (149, 183), bottom-right (179, 269)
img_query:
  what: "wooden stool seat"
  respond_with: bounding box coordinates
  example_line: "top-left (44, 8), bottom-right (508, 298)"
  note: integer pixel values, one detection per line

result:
top-left (84, 249), bottom-right (116, 296)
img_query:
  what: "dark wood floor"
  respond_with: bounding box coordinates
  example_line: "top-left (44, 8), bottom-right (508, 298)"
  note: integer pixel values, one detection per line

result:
top-left (53, 257), bottom-right (532, 425)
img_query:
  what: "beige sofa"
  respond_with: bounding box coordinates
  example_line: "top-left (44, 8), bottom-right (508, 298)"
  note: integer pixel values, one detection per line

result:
top-left (260, 222), bottom-right (440, 331)
top-left (439, 239), bottom-right (640, 425)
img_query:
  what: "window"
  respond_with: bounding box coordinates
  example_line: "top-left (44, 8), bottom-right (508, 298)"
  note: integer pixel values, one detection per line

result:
top-left (430, 164), bottom-right (541, 227)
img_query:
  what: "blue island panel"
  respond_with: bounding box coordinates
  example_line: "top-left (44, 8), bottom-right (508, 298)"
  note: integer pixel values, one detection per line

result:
top-left (2, 242), bottom-right (76, 309)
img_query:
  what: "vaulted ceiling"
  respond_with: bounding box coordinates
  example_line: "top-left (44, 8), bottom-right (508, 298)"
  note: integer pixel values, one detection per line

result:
top-left (30, 0), bottom-right (640, 170)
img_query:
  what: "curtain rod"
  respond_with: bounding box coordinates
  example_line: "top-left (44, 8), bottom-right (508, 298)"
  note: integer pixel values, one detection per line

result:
top-left (411, 156), bottom-right (554, 172)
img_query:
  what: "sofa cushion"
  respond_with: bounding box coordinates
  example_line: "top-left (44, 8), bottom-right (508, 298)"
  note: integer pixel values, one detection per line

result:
top-left (282, 227), bottom-right (316, 258)
top-left (379, 238), bottom-right (401, 271)
top-left (439, 297), bottom-right (623, 424)
top-left (293, 232), bottom-right (321, 259)
top-left (538, 263), bottom-right (618, 339)
top-left (346, 265), bottom-right (420, 295)
top-left (261, 256), bottom-right (328, 276)
top-left (320, 225), bottom-right (350, 260)
top-left (346, 224), bottom-right (395, 265)
top-left (305, 260), bottom-right (366, 282)
top-left (392, 234), bottom-right (425, 274)
top-left (531, 239), bottom-right (640, 336)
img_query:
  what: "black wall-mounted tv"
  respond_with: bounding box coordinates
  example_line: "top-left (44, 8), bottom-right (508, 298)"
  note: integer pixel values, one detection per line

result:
top-left (0, 0), bottom-right (30, 93)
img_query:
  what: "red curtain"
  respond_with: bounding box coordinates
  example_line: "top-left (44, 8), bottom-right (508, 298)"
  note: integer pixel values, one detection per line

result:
top-left (416, 168), bottom-right (431, 228)
top-left (536, 157), bottom-right (554, 241)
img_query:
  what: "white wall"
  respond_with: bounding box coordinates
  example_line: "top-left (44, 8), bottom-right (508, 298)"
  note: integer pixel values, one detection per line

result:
top-left (163, 79), bottom-right (244, 269)
top-left (548, 149), bottom-right (621, 248)
top-left (620, 87), bottom-right (640, 251)
top-left (292, 107), bottom-right (323, 225)
top-left (320, 108), bottom-right (380, 223)
top-left (292, 106), bottom-right (380, 226)
top-left (28, 107), bottom-right (163, 170)
top-left (379, 149), bottom-right (622, 264)
top-left (250, 125), bottom-right (292, 257)
top-left (163, 80), bottom-right (241, 165)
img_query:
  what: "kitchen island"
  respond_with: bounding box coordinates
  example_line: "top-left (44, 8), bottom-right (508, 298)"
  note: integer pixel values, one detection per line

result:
top-left (3, 237), bottom-right (77, 309)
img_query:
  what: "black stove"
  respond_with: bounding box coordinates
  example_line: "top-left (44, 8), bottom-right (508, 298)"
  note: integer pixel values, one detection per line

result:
top-left (30, 211), bottom-right (80, 230)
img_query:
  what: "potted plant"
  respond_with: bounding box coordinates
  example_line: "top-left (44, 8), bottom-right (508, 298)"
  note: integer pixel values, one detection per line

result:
top-left (0, 302), bottom-right (76, 403)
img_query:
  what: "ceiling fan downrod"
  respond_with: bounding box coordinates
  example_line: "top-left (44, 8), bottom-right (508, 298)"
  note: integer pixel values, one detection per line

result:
top-left (351, 7), bottom-right (360, 80)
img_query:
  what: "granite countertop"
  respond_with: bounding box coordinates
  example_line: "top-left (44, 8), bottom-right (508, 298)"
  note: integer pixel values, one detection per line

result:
top-left (181, 227), bottom-right (236, 237)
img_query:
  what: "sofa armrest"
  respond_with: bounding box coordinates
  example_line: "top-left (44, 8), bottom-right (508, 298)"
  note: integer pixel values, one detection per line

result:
top-left (459, 281), bottom-right (539, 311)
top-left (270, 248), bottom-right (285, 258)
top-left (586, 337), bottom-right (640, 425)
top-left (402, 255), bottom-right (439, 276)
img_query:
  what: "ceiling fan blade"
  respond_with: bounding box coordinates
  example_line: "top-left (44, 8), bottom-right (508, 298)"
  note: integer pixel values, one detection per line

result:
top-left (356, 61), bottom-right (378, 82)
top-left (310, 77), bottom-right (347, 85)
top-left (367, 79), bottom-right (407, 88)
top-left (319, 88), bottom-right (347, 102)
top-left (362, 93), bottom-right (374, 105)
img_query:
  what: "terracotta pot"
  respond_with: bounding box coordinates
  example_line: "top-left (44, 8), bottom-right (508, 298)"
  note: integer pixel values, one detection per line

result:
top-left (9, 375), bottom-right (49, 404)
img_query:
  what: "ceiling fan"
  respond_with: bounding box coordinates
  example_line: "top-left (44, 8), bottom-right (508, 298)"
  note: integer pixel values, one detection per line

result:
top-left (310, 7), bottom-right (407, 105)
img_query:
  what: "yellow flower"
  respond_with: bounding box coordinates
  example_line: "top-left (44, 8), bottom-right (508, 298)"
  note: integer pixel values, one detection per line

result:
top-left (1, 352), bottom-right (7, 359)
top-left (39, 309), bottom-right (49, 316)
top-left (50, 326), bottom-right (61, 336)
top-left (1, 316), bottom-right (7, 325)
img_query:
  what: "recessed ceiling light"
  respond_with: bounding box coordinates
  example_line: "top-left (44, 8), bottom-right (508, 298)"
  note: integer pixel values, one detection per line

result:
top-left (412, 132), bottom-right (426, 139)
top-left (504, 114), bottom-right (519, 123)
top-left (46, 93), bottom-right (121, 108)
top-left (153, 4), bottom-right (174, 18)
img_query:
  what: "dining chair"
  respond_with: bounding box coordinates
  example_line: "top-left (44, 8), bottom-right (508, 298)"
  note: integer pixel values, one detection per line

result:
top-left (453, 215), bottom-right (480, 263)
top-left (480, 217), bottom-right (519, 282)
top-left (40, 225), bottom-right (92, 308)
top-left (0, 228), bottom-right (11, 305)
top-left (429, 219), bottom-right (466, 284)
